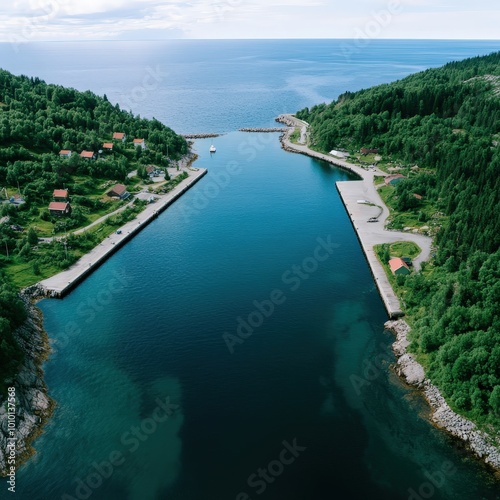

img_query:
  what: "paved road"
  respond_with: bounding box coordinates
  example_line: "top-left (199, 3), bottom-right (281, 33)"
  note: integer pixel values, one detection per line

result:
top-left (280, 115), bottom-right (433, 317)
top-left (280, 114), bottom-right (432, 267)
top-left (40, 168), bottom-right (208, 296)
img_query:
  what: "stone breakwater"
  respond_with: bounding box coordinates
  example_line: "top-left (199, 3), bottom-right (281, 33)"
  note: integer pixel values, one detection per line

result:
top-left (386, 319), bottom-right (500, 470)
top-left (276, 114), bottom-right (300, 127)
top-left (239, 127), bottom-right (288, 132)
top-left (182, 133), bottom-right (222, 139)
top-left (0, 285), bottom-right (54, 477)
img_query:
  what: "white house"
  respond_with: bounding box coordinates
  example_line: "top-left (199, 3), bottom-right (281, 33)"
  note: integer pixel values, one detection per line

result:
top-left (329, 150), bottom-right (350, 159)
top-left (133, 138), bottom-right (146, 150)
top-left (112, 132), bottom-right (126, 142)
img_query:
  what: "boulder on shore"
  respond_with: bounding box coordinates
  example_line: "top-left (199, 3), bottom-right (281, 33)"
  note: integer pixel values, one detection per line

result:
top-left (386, 319), bottom-right (500, 470)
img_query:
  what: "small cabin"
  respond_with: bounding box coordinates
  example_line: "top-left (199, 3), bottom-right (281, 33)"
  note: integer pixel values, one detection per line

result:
top-left (49, 202), bottom-right (71, 216)
top-left (107, 184), bottom-right (130, 200)
top-left (360, 147), bottom-right (379, 155)
top-left (103, 142), bottom-right (114, 151)
top-left (384, 174), bottom-right (405, 186)
top-left (80, 150), bottom-right (96, 160)
top-left (389, 257), bottom-right (411, 276)
top-left (53, 189), bottom-right (69, 202)
top-left (112, 132), bottom-right (126, 142)
top-left (59, 150), bottom-right (72, 158)
top-left (133, 138), bottom-right (146, 150)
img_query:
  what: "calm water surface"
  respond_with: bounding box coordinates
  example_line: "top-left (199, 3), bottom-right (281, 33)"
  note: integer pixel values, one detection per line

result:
top-left (0, 40), bottom-right (499, 499)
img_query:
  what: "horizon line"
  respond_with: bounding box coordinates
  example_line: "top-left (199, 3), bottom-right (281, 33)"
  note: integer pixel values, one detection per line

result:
top-left (0, 37), bottom-right (500, 43)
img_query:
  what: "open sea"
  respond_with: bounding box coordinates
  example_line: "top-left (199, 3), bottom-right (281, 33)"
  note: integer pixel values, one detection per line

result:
top-left (1, 39), bottom-right (500, 500)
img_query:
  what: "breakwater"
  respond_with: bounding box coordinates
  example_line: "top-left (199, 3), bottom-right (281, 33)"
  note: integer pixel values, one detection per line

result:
top-left (182, 133), bottom-right (222, 139)
top-left (39, 168), bottom-right (207, 298)
top-left (239, 127), bottom-right (288, 132)
top-left (277, 114), bottom-right (433, 319)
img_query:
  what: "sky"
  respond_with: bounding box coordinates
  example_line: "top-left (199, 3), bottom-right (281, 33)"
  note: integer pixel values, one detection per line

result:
top-left (1, 0), bottom-right (499, 42)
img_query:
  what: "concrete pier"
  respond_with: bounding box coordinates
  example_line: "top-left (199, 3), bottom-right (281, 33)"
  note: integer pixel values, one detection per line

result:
top-left (278, 114), bottom-right (433, 319)
top-left (40, 168), bottom-right (207, 298)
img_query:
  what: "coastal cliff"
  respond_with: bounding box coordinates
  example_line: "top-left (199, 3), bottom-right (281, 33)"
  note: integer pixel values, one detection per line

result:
top-left (386, 319), bottom-right (500, 471)
top-left (0, 286), bottom-right (54, 477)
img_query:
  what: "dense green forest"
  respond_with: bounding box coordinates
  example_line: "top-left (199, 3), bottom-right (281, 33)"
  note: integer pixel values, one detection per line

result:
top-left (297, 52), bottom-right (500, 428)
top-left (0, 69), bottom-right (189, 393)
top-left (0, 69), bottom-right (188, 187)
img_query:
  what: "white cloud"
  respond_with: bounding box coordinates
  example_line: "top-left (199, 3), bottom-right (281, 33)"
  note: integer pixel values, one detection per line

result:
top-left (0, 0), bottom-right (498, 41)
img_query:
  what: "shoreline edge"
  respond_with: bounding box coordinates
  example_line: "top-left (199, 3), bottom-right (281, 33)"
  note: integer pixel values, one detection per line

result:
top-left (0, 161), bottom-right (208, 476)
top-left (276, 113), bottom-right (500, 472)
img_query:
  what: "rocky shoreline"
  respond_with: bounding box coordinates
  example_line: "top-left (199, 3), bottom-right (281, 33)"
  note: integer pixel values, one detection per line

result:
top-left (275, 112), bottom-right (500, 472)
top-left (0, 285), bottom-right (54, 477)
top-left (386, 319), bottom-right (500, 471)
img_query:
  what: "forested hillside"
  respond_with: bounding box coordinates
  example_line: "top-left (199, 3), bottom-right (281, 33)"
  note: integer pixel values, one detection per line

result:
top-left (0, 69), bottom-right (188, 186)
top-left (0, 69), bottom-right (189, 393)
top-left (297, 52), bottom-right (500, 428)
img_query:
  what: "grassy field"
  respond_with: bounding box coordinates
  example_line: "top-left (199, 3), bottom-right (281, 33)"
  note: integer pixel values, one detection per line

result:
top-left (5, 258), bottom-right (62, 289)
top-left (2, 201), bottom-right (144, 288)
top-left (377, 183), bottom-right (446, 235)
top-left (288, 128), bottom-right (300, 143)
top-left (389, 241), bottom-right (422, 259)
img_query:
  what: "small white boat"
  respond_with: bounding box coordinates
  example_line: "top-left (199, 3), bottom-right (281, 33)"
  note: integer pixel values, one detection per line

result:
top-left (209, 144), bottom-right (216, 153)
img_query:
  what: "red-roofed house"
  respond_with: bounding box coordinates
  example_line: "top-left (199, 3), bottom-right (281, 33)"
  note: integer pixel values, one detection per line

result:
top-left (389, 258), bottom-right (411, 276)
top-left (360, 147), bottom-right (379, 155)
top-left (59, 150), bottom-right (72, 158)
top-left (107, 184), bottom-right (130, 200)
top-left (80, 150), bottom-right (96, 160)
top-left (413, 193), bottom-right (423, 200)
top-left (103, 142), bottom-right (114, 151)
top-left (133, 138), bottom-right (146, 149)
top-left (53, 189), bottom-right (69, 201)
top-left (384, 174), bottom-right (405, 186)
top-left (48, 202), bottom-right (71, 216)
top-left (113, 132), bottom-right (126, 142)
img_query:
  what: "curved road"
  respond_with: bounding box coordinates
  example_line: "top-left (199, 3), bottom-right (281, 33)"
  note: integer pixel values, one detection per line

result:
top-left (279, 114), bottom-right (433, 270)
top-left (278, 114), bottom-right (433, 317)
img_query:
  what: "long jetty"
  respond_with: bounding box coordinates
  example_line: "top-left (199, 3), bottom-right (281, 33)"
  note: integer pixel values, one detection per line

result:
top-left (40, 168), bottom-right (207, 298)
top-left (182, 133), bottom-right (222, 139)
top-left (278, 114), bottom-right (433, 319)
top-left (239, 127), bottom-right (288, 133)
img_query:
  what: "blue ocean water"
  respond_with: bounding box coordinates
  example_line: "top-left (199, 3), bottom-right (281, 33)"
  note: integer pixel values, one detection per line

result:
top-left (1, 40), bottom-right (499, 500)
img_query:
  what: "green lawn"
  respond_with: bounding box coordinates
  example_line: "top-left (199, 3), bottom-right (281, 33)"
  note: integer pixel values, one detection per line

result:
top-left (289, 128), bottom-right (300, 143)
top-left (389, 241), bottom-right (421, 259)
top-left (5, 257), bottom-right (61, 289)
